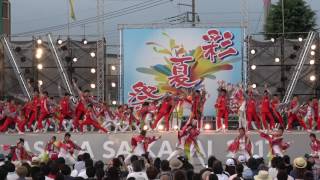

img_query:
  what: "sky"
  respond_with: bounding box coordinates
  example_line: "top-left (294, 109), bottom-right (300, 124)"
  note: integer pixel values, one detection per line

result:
top-left (10, 0), bottom-right (320, 53)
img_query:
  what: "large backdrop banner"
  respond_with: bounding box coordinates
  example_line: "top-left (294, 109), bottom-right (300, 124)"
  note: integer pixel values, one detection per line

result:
top-left (122, 28), bottom-right (243, 116)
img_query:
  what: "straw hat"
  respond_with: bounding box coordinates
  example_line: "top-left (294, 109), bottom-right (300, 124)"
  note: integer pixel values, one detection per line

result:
top-left (254, 170), bottom-right (272, 180)
top-left (293, 157), bottom-right (307, 169)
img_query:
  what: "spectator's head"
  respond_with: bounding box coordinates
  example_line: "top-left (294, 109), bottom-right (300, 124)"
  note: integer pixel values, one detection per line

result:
top-left (225, 158), bottom-right (236, 176)
top-left (16, 166), bottom-right (28, 178)
top-left (117, 155), bottom-right (125, 163)
top-left (95, 160), bottom-right (104, 170)
top-left (283, 155), bottom-right (290, 165)
top-left (276, 169), bottom-right (288, 180)
top-left (83, 153), bottom-right (91, 161)
top-left (112, 158), bottom-right (121, 168)
top-left (237, 155), bottom-right (246, 164)
top-left (207, 156), bottom-right (217, 169)
top-left (132, 160), bottom-right (143, 172)
top-left (207, 173), bottom-right (218, 180)
top-left (154, 157), bottom-right (161, 171)
top-left (169, 158), bottom-right (183, 170)
top-left (96, 168), bottom-right (105, 180)
top-left (293, 157), bottom-right (307, 169)
top-left (271, 156), bottom-right (281, 168)
top-left (5, 161), bottom-right (15, 172)
top-left (146, 166), bottom-right (159, 179)
top-left (130, 155), bottom-right (139, 164)
top-left (60, 165), bottom-right (71, 176)
top-left (105, 166), bottom-right (120, 180)
top-left (160, 159), bottom-right (171, 171)
top-left (49, 162), bottom-right (59, 175)
top-left (32, 172), bottom-right (45, 180)
top-left (30, 166), bottom-right (41, 178)
top-left (306, 157), bottom-right (315, 171)
top-left (85, 158), bottom-right (94, 168)
top-left (253, 170), bottom-right (271, 180)
top-left (212, 161), bottom-right (223, 174)
top-left (56, 157), bottom-right (65, 166)
top-left (21, 162), bottom-right (31, 177)
top-left (173, 170), bottom-right (187, 180)
top-left (199, 168), bottom-right (212, 180)
top-left (247, 157), bottom-right (258, 170)
top-left (86, 167), bottom-right (96, 178)
top-left (235, 164), bottom-right (244, 178)
top-left (0, 168), bottom-right (8, 180)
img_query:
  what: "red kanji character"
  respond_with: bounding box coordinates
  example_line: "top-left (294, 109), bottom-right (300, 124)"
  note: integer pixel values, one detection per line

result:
top-left (128, 82), bottom-right (162, 106)
top-left (168, 56), bottom-right (199, 88)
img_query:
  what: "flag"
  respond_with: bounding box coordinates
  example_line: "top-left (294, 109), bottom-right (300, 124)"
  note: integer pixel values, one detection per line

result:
top-left (69, 0), bottom-right (76, 21)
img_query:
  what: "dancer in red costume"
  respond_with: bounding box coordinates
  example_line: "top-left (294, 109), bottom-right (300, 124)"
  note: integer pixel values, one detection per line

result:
top-left (309, 133), bottom-right (320, 158)
top-left (286, 95), bottom-right (308, 130)
top-left (259, 127), bottom-right (290, 157)
top-left (271, 94), bottom-right (284, 128)
top-left (57, 133), bottom-right (83, 165)
top-left (228, 127), bottom-right (252, 160)
top-left (27, 89), bottom-right (41, 130)
top-left (152, 95), bottom-right (174, 131)
top-left (80, 104), bottom-right (108, 133)
top-left (36, 91), bottom-right (50, 132)
top-left (57, 93), bottom-right (73, 131)
top-left (260, 90), bottom-right (275, 130)
top-left (130, 130), bottom-right (161, 157)
top-left (45, 136), bottom-right (59, 160)
top-left (190, 90), bottom-right (202, 128)
top-left (0, 99), bottom-right (17, 132)
top-left (246, 91), bottom-right (261, 130)
top-left (5, 138), bottom-right (33, 162)
top-left (215, 88), bottom-right (228, 131)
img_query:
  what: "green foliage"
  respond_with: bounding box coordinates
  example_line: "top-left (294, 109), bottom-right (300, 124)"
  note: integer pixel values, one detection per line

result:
top-left (264, 0), bottom-right (317, 39)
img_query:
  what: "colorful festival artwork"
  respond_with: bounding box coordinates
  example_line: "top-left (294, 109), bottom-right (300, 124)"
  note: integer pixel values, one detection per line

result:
top-left (123, 28), bottom-right (243, 116)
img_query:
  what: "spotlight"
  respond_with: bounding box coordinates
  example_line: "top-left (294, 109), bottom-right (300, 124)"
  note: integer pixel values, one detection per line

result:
top-left (270, 38), bottom-right (275, 42)
top-left (37, 64), bottom-right (43, 70)
top-left (57, 39), bottom-right (63, 45)
top-left (173, 125), bottom-right (179, 130)
top-left (143, 125), bottom-right (148, 130)
top-left (20, 56), bottom-right (26, 63)
top-left (298, 37), bottom-right (303, 42)
top-left (111, 82), bottom-right (116, 88)
top-left (111, 65), bottom-right (116, 71)
top-left (90, 52), bottom-right (96, 58)
top-left (311, 51), bottom-right (315, 56)
top-left (251, 84), bottom-right (257, 89)
top-left (38, 80), bottom-right (43, 86)
top-left (310, 75), bottom-right (316, 81)
top-left (112, 100), bottom-right (117, 105)
top-left (90, 68), bottom-right (96, 74)
top-left (14, 46), bottom-right (21, 52)
top-left (158, 124), bottom-right (164, 131)
top-left (90, 83), bottom-right (96, 89)
top-left (251, 64), bottom-right (256, 70)
top-left (310, 59), bottom-right (315, 65)
top-left (250, 49), bottom-right (256, 55)
top-left (275, 57), bottom-right (280, 63)
top-left (82, 38), bottom-right (88, 45)
top-left (35, 48), bottom-right (43, 59)
top-left (72, 57), bottom-right (78, 62)
top-left (36, 38), bottom-right (42, 45)
top-left (204, 123), bottom-right (211, 130)
top-left (311, 44), bottom-right (316, 50)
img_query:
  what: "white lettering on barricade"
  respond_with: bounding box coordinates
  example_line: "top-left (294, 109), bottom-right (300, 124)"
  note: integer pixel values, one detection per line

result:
top-left (103, 141), bottom-right (115, 159)
top-left (117, 141), bottom-right (131, 156)
top-left (81, 141), bottom-right (94, 158)
top-left (157, 141), bottom-right (173, 158)
top-left (34, 141), bottom-right (44, 154)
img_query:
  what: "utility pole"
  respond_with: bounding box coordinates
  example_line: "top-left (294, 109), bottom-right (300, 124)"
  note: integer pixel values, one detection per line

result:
top-left (192, 0), bottom-right (195, 27)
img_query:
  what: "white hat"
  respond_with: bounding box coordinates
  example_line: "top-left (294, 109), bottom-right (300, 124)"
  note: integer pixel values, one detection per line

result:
top-left (238, 155), bottom-right (246, 163)
top-left (226, 158), bottom-right (235, 166)
top-left (253, 154), bottom-right (260, 159)
top-left (169, 158), bottom-right (183, 170)
top-left (254, 170), bottom-right (272, 180)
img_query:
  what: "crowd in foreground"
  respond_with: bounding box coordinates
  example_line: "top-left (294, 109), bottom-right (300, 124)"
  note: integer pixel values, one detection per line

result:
top-left (0, 147), bottom-right (320, 180)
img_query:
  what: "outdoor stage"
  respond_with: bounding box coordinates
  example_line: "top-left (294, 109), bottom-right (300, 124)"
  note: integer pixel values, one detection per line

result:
top-left (0, 130), bottom-right (318, 165)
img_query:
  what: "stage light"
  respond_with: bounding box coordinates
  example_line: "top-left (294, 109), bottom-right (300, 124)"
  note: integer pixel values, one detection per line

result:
top-left (275, 57), bottom-right (280, 63)
top-left (158, 124), bottom-right (164, 131)
top-left (38, 80), bottom-right (43, 86)
top-left (36, 38), bottom-right (42, 45)
top-left (310, 59), bottom-right (315, 65)
top-left (143, 125), bottom-right (148, 130)
top-left (204, 123), bottom-right (211, 130)
top-left (311, 44), bottom-right (316, 50)
top-left (57, 39), bottom-right (63, 45)
top-left (111, 82), bottom-right (116, 88)
top-left (251, 64), bottom-right (256, 70)
top-left (310, 75), bottom-right (316, 81)
top-left (298, 37), bottom-right (303, 42)
top-left (90, 52), bottom-right (96, 58)
top-left (222, 124), bottom-right (226, 129)
top-left (251, 84), bottom-right (257, 89)
top-left (112, 100), bottom-right (117, 105)
top-left (35, 48), bottom-right (43, 59)
top-left (173, 125), bottom-right (179, 130)
top-left (250, 49), bottom-right (256, 55)
top-left (72, 57), bottom-right (78, 62)
top-left (311, 51), bottom-right (315, 56)
top-left (37, 64), bottom-right (43, 70)
top-left (82, 38), bottom-right (88, 45)
top-left (270, 38), bottom-right (275, 42)
top-left (90, 68), bottom-right (96, 74)
top-left (111, 65), bottom-right (116, 71)
top-left (90, 83), bottom-right (96, 89)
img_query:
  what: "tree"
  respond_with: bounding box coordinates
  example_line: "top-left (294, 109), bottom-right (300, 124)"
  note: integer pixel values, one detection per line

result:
top-left (264, 0), bottom-right (317, 39)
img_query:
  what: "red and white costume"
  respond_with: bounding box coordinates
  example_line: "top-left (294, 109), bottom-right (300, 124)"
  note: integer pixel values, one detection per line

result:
top-left (152, 97), bottom-right (174, 131)
top-left (130, 134), bottom-right (157, 156)
top-left (260, 95), bottom-right (275, 129)
top-left (80, 108), bottom-right (108, 133)
top-left (246, 96), bottom-right (261, 130)
top-left (27, 96), bottom-right (40, 129)
top-left (57, 139), bottom-right (81, 165)
top-left (57, 96), bottom-right (73, 131)
top-left (260, 131), bottom-right (290, 157)
top-left (0, 102), bottom-right (17, 132)
top-left (310, 138), bottom-right (320, 158)
top-left (271, 98), bottom-right (284, 128)
top-left (37, 96), bottom-right (50, 130)
top-left (215, 94), bottom-right (228, 130)
top-left (45, 140), bottom-right (59, 160)
top-left (287, 99), bottom-right (308, 130)
top-left (228, 134), bottom-right (252, 160)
